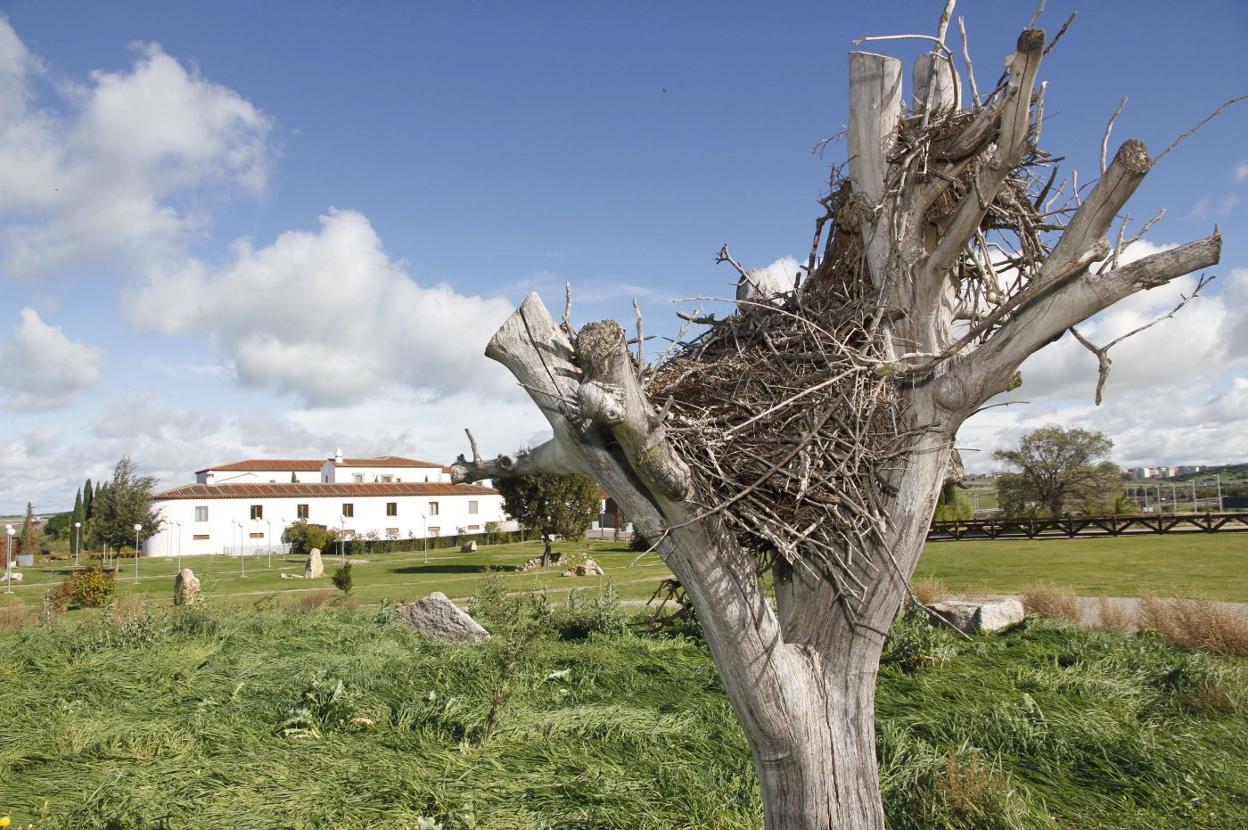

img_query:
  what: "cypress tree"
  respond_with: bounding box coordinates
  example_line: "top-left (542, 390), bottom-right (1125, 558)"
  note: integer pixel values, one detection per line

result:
top-left (71, 489), bottom-right (85, 546)
top-left (83, 478), bottom-right (95, 519)
top-left (19, 502), bottom-right (37, 558)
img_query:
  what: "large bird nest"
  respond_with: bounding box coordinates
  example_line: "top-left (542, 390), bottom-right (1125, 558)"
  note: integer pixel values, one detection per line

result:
top-left (644, 102), bottom-right (1066, 606)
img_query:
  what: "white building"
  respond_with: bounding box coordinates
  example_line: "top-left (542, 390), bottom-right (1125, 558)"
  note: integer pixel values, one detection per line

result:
top-left (149, 454), bottom-right (505, 557)
top-left (195, 450), bottom-right (450, 485)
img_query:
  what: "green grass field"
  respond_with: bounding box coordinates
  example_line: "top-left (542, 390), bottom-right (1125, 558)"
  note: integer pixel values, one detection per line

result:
top-left (916, 534), bottom-right (1248, 601)
top-left (3, 532), bottom-right (1244, 617)
top-left (0, 539), bottom-right (670, 611)
top-left (1, 600), bottom-right (1245, 828)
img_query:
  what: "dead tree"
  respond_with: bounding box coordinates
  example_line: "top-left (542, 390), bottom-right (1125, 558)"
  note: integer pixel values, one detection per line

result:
top-left (450, 4), bottom-right (1221, 827)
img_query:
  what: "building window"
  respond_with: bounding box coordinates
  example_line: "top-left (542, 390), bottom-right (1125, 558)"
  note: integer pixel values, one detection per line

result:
top-left (386, 502), bottom-right (398, 516)
top-left (467, 524), bottom-right (480, 531)
top-left (468, 500), bottom-right (478, 515)
top-left (194, 506), bottom-right (208, 522)
top-left (428, 526), bottom-right (441, 536)
top-left (342, 503), bottom-right (354, 518)
top-left (352, 474), bottom-right (364, 483)
top-left (250, 504), bottom-right (263, 520)
top-left (249, 532), bottom-right (264, 539)
top-left (192, 534), bottom-right (209, 541)
top-left (380, 474), bottom-right (393, 483)
top-left (297, 504), bottom-right (309, 519)
top-left (428, 501), bottom-right (439, 516)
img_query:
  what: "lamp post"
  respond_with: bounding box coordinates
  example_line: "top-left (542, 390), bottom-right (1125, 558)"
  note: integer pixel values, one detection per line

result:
top-left (421, 512), bottom-right (428, 564)
top-left (5, 525), bottom-right (14, 594)
top-left (280, 517), bottom-right (287, 560)
top-left (339, 515), bottom-right (346, 566)
top-left (133, 523), bottom-right (143, 583)
top-left (266, 519), bottom-right (272, 568)
top-left (236, 521), bottom-right (246, 578)
top-left (175, 520), bottom-right (183, 572)
top-left (74, 521), bottom-right (82, 567)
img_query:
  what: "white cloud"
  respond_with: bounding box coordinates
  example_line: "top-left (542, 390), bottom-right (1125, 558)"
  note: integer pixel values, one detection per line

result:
top-left (0, 308), bottom-right (101, 411)
top-left (1236, 162), bottom-right (1248, 183)
top-left (0, 18), bottom-right (273, 277)
top-left (126, 209), bottom-right (523, 406)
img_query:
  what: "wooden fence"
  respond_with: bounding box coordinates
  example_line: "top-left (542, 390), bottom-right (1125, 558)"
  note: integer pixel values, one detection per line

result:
top-left (928, 512), bottom-right (1248, 541)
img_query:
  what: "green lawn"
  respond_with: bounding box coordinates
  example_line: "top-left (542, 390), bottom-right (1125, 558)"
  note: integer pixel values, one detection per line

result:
top-left (1, 601), bottom-right (1245, 828)
top-left (915, 533), bottom-right (1248, 601)
top-left (4, 532), bottom-right (1245, 613)
top-left (0, 539), bottom-right (671, 610)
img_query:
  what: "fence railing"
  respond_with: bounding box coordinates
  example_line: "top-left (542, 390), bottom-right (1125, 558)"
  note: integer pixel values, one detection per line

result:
top-left (928, 512), bottom-right (1248, 541)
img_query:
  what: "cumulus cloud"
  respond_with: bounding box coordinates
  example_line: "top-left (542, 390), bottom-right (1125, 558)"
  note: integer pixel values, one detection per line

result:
top-left (126, 209), bottom-right (522, 405)
top-left (1237, 162), bottom-right (1248, 183)
top-left (0, 18), bottom-right (273, 277)
top-left (0, 308), bottom-right (101, 411)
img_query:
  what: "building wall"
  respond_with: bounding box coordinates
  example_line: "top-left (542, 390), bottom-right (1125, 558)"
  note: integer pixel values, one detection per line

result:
top-left (328, 464), bottom-right (449, 484)
top-left (196, 469), bottom-right (323, 485)
top-left (145, 492), bottom-right (506, 557)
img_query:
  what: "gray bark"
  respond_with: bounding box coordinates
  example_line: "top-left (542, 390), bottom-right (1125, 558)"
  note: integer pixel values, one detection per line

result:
top-left (449, 10), bottom-right (1220, 828)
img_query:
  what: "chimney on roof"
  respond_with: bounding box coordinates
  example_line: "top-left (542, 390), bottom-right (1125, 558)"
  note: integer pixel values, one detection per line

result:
top-left (334, 447), bottom-right (343, 464)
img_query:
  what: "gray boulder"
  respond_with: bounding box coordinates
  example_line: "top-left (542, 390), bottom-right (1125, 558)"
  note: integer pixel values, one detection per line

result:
top-left (927, 599), bottom-right (1024, 634)
top-left (394, 592), bottom-right (490, 643)
top-left (304, 548), bottom-right (324, 579)
top-left (173, 568), bottom-right (201, 605)
top-left (562, 558), bottom-right (605, 577)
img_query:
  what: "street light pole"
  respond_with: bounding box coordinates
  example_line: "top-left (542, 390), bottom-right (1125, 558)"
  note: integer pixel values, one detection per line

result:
top-left (266, 519), bottom-right (272, 568)
top-left (421, 512), bottom-right (428, 564)
top-left (74, 521), bottom-right (81, 567)
top-left (339, 516), bottom-right (346, 566)
top-left (133, 523), bottom-right (143, 583)
top-left (237, 521), bottom-right (246, 578)
top-left (4, 525), bottom-right (14, 594)
top-left (175, 521), bottom-right (182, 571)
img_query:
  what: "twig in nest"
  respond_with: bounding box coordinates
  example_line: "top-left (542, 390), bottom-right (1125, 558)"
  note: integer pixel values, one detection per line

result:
top-left (632, 298), bottom-right (645, 378)
top-left (714, 244), bottom-right (750, 281)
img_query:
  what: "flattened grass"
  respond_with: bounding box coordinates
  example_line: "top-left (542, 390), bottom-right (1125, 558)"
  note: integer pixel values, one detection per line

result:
top-left (2, 602), bottom-right (1247, 828)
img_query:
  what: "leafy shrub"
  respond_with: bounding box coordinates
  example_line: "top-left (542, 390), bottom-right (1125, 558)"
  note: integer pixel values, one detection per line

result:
top-left (278, 674), bottom-right (357, 738)
top-left (283, 521), bottom-right (337, 556)
top-left (551, 582), bottom-right (628, 640)
top-left (883, 606), bottom-right (958, 673)
top-left (331, 562), bottom-right (353, 595)
top-left (48, 565), bottom-right (116, 610)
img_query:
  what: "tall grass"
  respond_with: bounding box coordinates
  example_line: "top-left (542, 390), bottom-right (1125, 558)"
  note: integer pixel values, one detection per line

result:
top-left (1, 595), bottom-right (1246, 828)
top-left (1137, 596), bottom-right (1248, 657)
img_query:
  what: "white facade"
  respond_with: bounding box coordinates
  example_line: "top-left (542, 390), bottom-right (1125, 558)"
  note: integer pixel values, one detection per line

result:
top-left (147, 483), bottom-right (506, 557)
top-left (196, 467), bottom-right (324, 485)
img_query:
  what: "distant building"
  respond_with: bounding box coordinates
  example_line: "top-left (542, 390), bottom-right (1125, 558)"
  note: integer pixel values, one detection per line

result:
top-left (148, 451), bottom-right (507, 557)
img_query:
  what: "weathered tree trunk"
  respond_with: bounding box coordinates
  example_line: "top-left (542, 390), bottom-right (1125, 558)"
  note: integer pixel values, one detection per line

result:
top-left (540, 533), bottom-right (553, 567)
top-left (449, 5), bottom-right (1221, 827)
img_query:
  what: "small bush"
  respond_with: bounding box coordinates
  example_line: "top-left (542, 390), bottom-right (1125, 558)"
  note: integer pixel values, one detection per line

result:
top-left (296, 589), bottom-right (334, 611)
top-left (1021, 581), bottom-right (1080, 623)
top-left (883, 606), bottom-right (958, 673)
top-left (48, 565), bottom-right (116, 610)
top-left (0, 601), bottom-right (32, 634)
top-left (551, 582), bottom-right (628, 640)
top-left (1095, 597), bottom-right (1131, 633)
top-left (331, 562), bottom-right (353, 595)
top-left (913, 577), bottom-right (946, 606)
top-left (284, 521), bottom-right (337, 556)
top-left (1137, 596), bottom-right (1248, 657)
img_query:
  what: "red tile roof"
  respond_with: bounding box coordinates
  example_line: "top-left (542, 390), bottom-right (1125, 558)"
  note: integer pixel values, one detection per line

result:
top-left (336, 456), bottom-right (443, 468)
top-left (197, 455), bottom-right (445, 474)
top-left (155, 482), bottom-right (498, 500)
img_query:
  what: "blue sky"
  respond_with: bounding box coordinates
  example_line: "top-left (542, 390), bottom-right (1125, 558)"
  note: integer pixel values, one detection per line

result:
top-left (1, 0), bottom-right (1246, 513)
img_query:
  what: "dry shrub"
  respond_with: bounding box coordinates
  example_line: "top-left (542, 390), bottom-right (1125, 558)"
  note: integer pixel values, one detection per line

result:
top-left (1137, 596), bottom-right (1248, 658)
top-left (912, 578), bottom-right (946, 606)
top-left (1095, 597), bottom-right (1132, 633)
top-left (296, 589), bottom-right (334, 611)
top-left (108, 593), bottom-right (146, 625)
top-left (1021, 581), bottom-right (1081, 623)
top-left (0, 601), bottom-right (33, 634)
